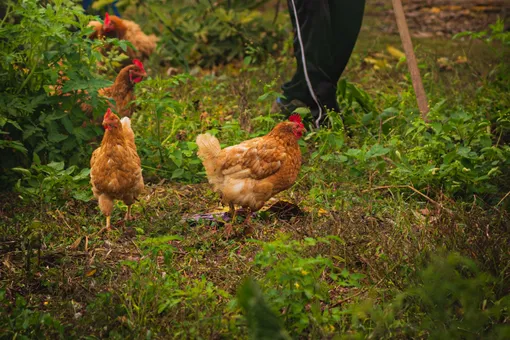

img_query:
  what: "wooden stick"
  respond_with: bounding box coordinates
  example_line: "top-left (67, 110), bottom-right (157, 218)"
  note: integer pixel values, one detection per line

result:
top-left (392, 0), bottom-right (429, 121)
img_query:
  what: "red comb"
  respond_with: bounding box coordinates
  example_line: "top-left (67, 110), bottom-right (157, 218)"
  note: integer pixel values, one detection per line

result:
top-left (104, 108), bottom-right (112, 118)
top-left (104, 12), bottom-right (110, 26)
top-left (289, 114), bottom-right (302, 123)
top-left (133, 59), bottom-right (145, 72)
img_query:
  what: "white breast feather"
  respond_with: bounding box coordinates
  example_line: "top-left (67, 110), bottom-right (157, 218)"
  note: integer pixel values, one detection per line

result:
top-left (232, 182), bottom-right (245, 195)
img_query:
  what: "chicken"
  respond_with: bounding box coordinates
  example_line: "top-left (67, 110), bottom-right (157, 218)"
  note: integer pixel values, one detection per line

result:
top-left (97, 59), bottom-right (147, 117)
top-left (87, 20), bottom-right (103, 40)
top-left (90, 108), bottom-right (144, 231)
top-left (61, 59), bottom-right (146, 118)
top-left (89, 12), bottom-right (158, 62)
top-left (196, 114), bottom-right (305, 236)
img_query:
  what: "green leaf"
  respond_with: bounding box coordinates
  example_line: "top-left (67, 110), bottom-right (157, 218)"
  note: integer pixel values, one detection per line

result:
top-left (48, 132), bottom-right (68, 143)
top-left (243, 56), bottom-right (252, 66)
top-left (293, 107), bottom-right (311, 115)
top-left (73, 190), bottom-right (92, 202)
top-left (73, 168), bottom-right (91, 181)
top-left (172, 168), bottom-right (185, 179)
top-left (33, 153), bottom-right (41, 165)
top-left (47, 162), bottom-right (65, 172)
top-left (237, 278), bottom-right (291, 340)
top-left (431, 122), bottom-right (442, 134)
top-left (11, 167), bottom-right (32, 177)
top-left (366, 144), bottom-right (390, 159)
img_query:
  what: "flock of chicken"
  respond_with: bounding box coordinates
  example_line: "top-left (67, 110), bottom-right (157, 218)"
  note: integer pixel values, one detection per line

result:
top-left (85, 14), bottom-right (306, 236)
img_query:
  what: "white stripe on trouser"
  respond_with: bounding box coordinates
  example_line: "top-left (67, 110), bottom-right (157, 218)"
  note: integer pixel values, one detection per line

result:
top-left (289, 0), bottom-right (324, 128)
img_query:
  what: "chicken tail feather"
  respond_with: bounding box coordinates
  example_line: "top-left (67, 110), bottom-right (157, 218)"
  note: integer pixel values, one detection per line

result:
top-left (121, 117), bottom-right (136, 146)
top-left (196, 133), bottom-right (221, 181)
top-left (196, 133), bottom-right (221, 160)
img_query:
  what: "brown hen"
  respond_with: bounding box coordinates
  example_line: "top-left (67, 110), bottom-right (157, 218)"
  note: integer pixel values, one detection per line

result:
top-left (196, 115), bottom-right (305, 235)
top-left (89, 13), bottom-right (158, 62)
top-left (90, 109), bottom-right (144, 230)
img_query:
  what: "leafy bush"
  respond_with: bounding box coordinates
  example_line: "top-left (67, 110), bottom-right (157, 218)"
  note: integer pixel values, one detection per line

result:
top-left (120, 0), bottom-right (285, 68)
top-left (388, 102), bottom-right (510, 196)
top-left (133, 75), bottom-right (206, 181)
top-left (0, 291), bottom-right (65, 339)
top-left (0, 0), bottom-right (111, 189)
top-left (237, 278), bottom-right (291, 340)
top-left (323, 77), bottom-right (510, 198)
top-left (103, 241), bottom-right (237, 338)
top-left (348, 253), bottom-right (510, 339)
top-left (253, 235), bottom-right (364, 336)
top-left (13, 157), bottom-right (91, 206)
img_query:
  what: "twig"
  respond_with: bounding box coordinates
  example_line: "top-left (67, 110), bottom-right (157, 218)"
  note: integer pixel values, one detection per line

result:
top-left (392, 0), bottom-right (429, 120)
top-left (130, 239), bottom-right (142, 256)
top-left (495, 191), bottom-right (510, 208)
top-left (272, 0), bottom-right (281, 25)
top-left (56, 209), bottom-right (73, 230)
top-left (103, 249), bottom-right (112, 261)
top-left (363, 185), bottom-right (453, 214)
top-left (328, 288), bottom-right (367, 309)
top-left (91, 226), bottom-right (108, 238)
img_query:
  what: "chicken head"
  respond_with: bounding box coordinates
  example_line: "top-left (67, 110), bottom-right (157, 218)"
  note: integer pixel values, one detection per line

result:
top-left (102, 108), bottom-right (120, 131)
top-left (129, 59), bottom-right (147, 84)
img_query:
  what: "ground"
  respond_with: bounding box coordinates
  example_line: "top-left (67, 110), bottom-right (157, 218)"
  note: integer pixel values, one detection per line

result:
top-left (1, 1), bottom-right (509, 338)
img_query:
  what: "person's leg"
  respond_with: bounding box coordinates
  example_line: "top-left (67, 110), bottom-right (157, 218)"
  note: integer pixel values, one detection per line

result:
top-left (281, 0), bottom-right (332, 124)
top-left (111, 1), bottom-right (121, 17)
top-left (280, 0), bottom-right (365, 126)
top-left (82, 0), bottom-right (93, 10)
top-left (328, 0), bottom-right (365, 90)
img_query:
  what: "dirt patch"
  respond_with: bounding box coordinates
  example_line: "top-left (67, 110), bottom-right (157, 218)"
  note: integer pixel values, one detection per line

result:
top-left (367, 0), bottom-right (508, 37)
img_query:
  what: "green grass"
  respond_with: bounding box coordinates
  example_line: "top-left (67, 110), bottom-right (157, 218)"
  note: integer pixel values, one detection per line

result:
top-left (1, 3), bottom-right (509, 339)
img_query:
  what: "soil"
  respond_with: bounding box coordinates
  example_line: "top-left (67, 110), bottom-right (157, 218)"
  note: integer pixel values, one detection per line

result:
top-left (367, 0), bottom-right (509, 37)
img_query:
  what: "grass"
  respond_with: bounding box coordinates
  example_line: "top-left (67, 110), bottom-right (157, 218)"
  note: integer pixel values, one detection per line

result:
top-left (1, 3), bottom-right (509, 339)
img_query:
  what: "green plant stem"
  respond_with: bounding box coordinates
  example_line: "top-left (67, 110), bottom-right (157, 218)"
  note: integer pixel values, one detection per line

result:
top-left (0, 4), bottom-right (12, 28)
top-left (155, 110), bottom-right (164, 164)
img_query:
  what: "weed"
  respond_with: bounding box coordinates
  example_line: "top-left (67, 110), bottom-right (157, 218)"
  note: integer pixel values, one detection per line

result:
top-left (13, 157), bottom-right (91, 207)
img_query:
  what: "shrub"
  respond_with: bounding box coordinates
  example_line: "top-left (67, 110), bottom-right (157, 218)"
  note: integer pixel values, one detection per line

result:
top-left (348, 253), bottom-right (510, 339)
top-left (119, 0), bottom-right (286, 68)
top-left (0, 0), bottom-right (111, 189)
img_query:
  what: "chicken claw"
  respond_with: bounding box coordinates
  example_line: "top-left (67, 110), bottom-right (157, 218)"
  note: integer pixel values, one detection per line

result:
top-left (92, 215), bottom-right (111, 237)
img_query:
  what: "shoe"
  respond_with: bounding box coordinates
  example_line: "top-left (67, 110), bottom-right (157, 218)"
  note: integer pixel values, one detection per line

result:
top-left (271, 97), bottom-right (309, 116)
top-left (272, 96), bottom-right (337, 128)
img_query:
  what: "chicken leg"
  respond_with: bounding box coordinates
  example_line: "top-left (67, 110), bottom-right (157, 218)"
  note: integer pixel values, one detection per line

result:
top-left (124, 205), bottom-right (134, 221)
top-left (242, 209), bottom-right (254, 236)
top-left (224, 202), bottom-right (237, 237)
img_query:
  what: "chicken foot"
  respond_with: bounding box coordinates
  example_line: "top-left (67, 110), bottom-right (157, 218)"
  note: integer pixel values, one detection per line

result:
top-left (224, 204), bottom-right (254, 237)
top-left (92, 215), bottom-right (111, 237)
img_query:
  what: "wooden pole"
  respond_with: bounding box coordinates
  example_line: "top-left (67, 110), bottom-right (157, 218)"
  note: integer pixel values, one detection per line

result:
top-left (391, 0), bottom-right (429, 121)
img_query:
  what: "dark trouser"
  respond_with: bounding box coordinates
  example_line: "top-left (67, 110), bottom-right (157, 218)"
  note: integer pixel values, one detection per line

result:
top-left (282, 0), bottom-right (365, 123)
